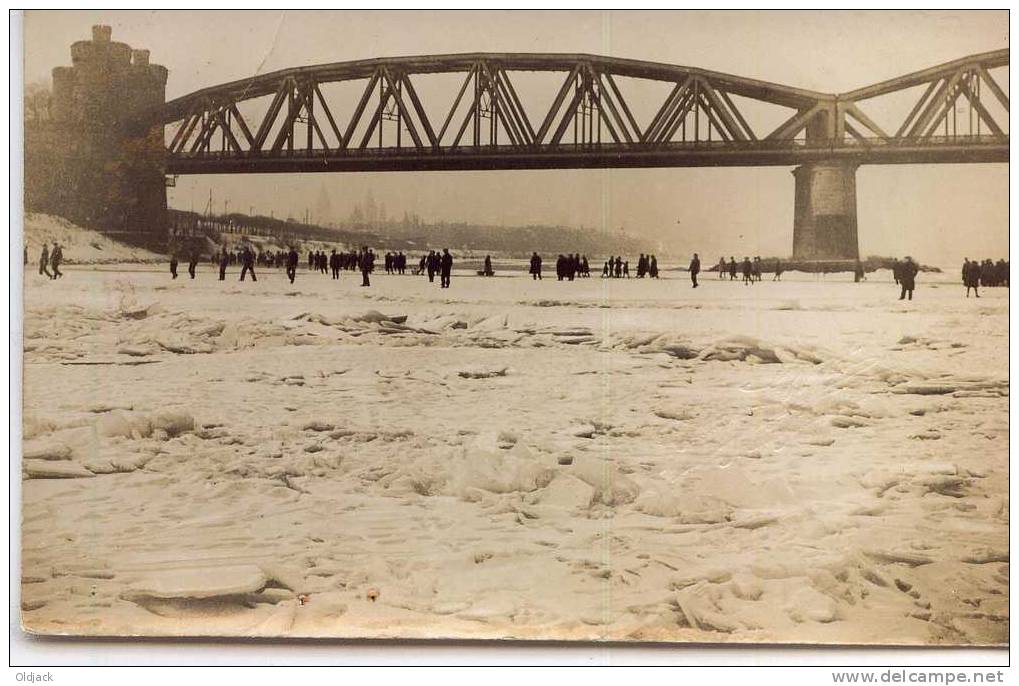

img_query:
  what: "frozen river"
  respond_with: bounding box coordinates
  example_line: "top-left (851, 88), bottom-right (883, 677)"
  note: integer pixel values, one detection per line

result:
top-left (19, 262), bottom-right (1008, 644)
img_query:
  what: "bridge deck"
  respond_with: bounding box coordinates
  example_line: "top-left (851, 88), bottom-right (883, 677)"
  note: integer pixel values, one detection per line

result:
top-left (166, 138), bottom-right (1008, 174)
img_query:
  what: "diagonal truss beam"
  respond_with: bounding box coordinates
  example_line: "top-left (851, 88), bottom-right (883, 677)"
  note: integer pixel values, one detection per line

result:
top-left (765, 103), bottom-right (824, 141)
top-left (342, 70), bottom-right (382, 150)
top-left (379, 67), bottom-right (424, 149)
top-left (311, 83), bottom-right (344, 149)
top-left (956, 75), bottom-right (1006, 138)
top-left (698, 77), bottom-right (748, 141)
top-left (975, 64), bottom-right (1009, 111)
top-left (893, 79), bottom-right (940, 138)
top-left (846, 103), bottom-right (889, 140)
top-left (437, 64), bottom-right (477, 145)
top-left (536, 65), bottom-right (581, 144)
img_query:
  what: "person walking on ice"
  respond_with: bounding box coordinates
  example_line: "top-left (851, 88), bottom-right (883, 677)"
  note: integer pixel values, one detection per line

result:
top-left (359, 247), bottom-right (374, 287)
top-left (239, 245), bottom-right (257, 282)
top-left (218, 248), bottom-right (228, 281)
top-left (689, 253), bottom-right (700, 288)
top-left (898, 256), bottom-right (919, 300)
top-left (38, 244), bottom-right (50, 278)
top-left (49, 242), bottom-right (63, 279)
top-left (286, 247), bottom-right (299, 284)
top-left (440, 248), bottom-right (453, 288)
top-left (963, 258), bottom-right (980, 298)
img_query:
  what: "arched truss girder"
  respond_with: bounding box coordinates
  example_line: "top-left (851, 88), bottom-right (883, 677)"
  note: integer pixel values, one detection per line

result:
top-left (835, 49), bottom-right (1009, 144)
top-left (160, 50), bottom-right (1008, 170)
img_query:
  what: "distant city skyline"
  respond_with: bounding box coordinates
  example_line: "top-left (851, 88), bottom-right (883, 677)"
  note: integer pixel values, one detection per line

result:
top-left (24, 10), bottom-right (1009, 263)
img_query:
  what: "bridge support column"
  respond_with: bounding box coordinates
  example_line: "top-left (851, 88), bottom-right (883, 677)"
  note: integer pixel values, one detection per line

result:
top-left (792, 162), bottom-right (860, 261)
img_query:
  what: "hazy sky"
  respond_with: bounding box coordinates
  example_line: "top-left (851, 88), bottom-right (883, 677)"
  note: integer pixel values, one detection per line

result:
top-left (23, 10), bottom-right (1009, 262)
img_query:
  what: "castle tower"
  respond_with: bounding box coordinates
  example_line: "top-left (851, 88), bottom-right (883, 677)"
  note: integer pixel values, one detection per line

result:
top-left (46, 25), bottom-right (168, 244)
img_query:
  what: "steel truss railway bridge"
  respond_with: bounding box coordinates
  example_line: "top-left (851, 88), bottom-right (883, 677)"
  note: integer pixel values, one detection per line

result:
top-left (163, 50), bottom-right (1009, 173)
top-left (43, 27), bottom-right (1009, 259)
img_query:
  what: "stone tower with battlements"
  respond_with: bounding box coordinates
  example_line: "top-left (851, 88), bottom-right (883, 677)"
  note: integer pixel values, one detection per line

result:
top-left (26, 26), bottom-right (168, 246)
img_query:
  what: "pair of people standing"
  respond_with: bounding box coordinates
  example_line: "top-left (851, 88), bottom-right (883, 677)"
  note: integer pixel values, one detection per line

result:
top-left (38, 242), bottom-right (63, 279)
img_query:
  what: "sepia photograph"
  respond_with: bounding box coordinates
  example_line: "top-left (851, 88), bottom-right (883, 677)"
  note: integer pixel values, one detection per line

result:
top-left (16, 9), bottom-right (1009, 648)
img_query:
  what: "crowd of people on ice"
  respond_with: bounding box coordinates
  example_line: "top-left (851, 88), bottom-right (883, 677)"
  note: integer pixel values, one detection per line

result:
top-left (714, 256), bottom-right (778, 284)
top-left (29, 241), bottom-right (1010, 303)
top-left (596, 254), bottom-right (662, 279)
top-left (556, 254), bottom-right (590, 280)
top-left (961, 257), bottom-right (1010, 298)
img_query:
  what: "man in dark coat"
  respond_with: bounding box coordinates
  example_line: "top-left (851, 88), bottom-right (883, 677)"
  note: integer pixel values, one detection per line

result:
top-left (689, 253), bottom-right (700, 288)
top-left (329, 249), bottom-right (340, 279)
top-left (169, 253), bottom-right (178, 280)
top-left (239, 246), bottom-right (257, 281)
top-left (39, 244), bottom-right (51, 278)
top-left (286, 247), bottom-right (299, 284)
top-left (360, 247), bottom-right (374, 287)
top-left (426, 250), bottom-right (437, 283)
top-left (218, 248), bottom-right (229, 280)
top-left (963, 258), bottom-right (979, 298)
top-left (899, 256), bottom-right (919, 300)
top-left (50, 242), bottom-right (63, 279)
top-left (440, 248), bottom-right (453, 288)
top-left (530, 252), bottom-right (542, 280)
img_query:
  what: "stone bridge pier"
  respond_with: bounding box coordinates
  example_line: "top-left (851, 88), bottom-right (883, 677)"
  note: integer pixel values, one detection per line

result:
top-left (792, 162), bottom-right (860, 261)
top-left (791, 110), bottom-right (860, 261)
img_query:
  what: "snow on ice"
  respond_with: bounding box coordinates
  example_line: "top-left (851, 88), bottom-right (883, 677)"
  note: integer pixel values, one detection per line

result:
top-left (20, 232), bottom-right (1008, 645)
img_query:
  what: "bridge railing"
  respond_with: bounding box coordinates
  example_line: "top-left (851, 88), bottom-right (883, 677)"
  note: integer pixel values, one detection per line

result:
top-left (167, 134), bottom-right (1007, 160)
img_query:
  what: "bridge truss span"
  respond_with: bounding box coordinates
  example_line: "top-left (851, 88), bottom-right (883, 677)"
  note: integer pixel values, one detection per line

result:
top-left (161, 50), bottom-right (1009, 174)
